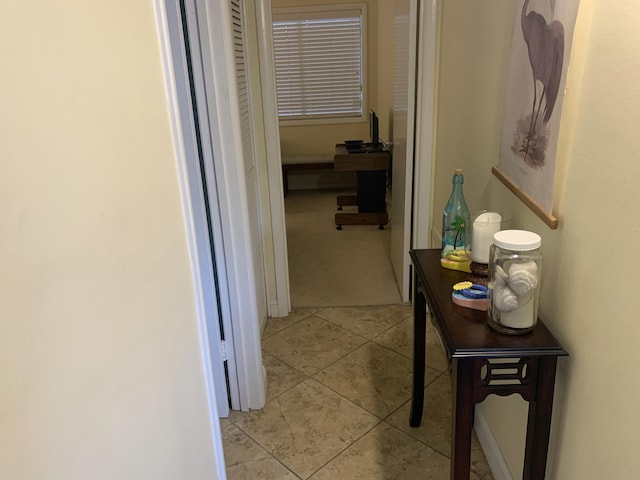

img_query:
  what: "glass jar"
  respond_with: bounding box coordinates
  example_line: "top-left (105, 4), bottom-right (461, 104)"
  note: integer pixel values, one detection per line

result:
top-left (487, 230), bottom-right (542, 335)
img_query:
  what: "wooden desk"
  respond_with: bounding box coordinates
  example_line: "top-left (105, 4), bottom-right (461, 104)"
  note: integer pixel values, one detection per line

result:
top-left (333, 144), bottom-right (390, 229)
top-left (409, 249), bottom-right (568, 480)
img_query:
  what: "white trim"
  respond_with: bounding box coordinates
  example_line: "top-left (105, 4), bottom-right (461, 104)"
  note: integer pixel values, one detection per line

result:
top-left (182, 0), bottom-right (243, 410)
top-left (153, 1), bottom-right (227, 478)
top-left (154, 0), bottom-right (228, 423)
top-left (392, 0), bottom-right (420, 303)
top-left (232, 0), bottom-right (269, 334)
top-left (195, 0), bottom-right (266, 411)
top-left (255, 0), bottom-right (291, 318)
top-left (278, 115), bottom-right (367, 127)
top-left (412, 0), bottom-right (437, 251)
top-left (475, 406), bottom-right (514, 480)
top-left (273, 4), bottom-right (365, 16)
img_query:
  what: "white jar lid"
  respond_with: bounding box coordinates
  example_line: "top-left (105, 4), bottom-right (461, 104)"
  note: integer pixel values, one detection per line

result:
top-left (493, 229), bottom-right (541, 251)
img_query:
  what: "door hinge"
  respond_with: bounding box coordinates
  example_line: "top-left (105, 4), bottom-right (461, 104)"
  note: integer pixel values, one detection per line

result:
top-left (220, 340), bottom-right (228, 361)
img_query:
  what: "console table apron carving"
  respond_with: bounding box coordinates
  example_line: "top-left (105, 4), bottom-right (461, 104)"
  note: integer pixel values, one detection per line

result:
top-left (409, 249), bottom-right (568, 480)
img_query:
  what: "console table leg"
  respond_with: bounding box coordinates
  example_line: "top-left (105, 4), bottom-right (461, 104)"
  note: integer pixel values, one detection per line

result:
top-left (409, 287), bottom-right (427, 427)
top-left (451, 358), bottom-right (475, 480)
top-left (523, 356), bottom-right (558, 480)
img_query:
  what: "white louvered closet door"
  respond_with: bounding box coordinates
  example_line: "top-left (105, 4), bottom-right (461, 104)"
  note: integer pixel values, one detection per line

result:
top-left (231, 0), bottom-right (268, 330)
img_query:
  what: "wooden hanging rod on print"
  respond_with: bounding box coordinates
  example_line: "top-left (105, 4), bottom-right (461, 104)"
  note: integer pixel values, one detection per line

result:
top-left (492, 166), bottom-right (559, 230)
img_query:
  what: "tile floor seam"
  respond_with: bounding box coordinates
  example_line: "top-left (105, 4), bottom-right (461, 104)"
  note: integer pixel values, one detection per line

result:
top-left (306, 314), bottom-right (374, 340)
top-left (368, 335), bottom-right (413, 361)
top-left (225, 423), bottom-right (275, 463)
top-left (239, 436), bottom-right (303, 480)
top-left (232, 377), bottom-right (383, 479)
top-left (380, 418), bottom-right (451, 460)
top-left (265, 377), bottom-right (311, 406)
top-left (386, 369), bottom-right (471, 463)
top-left (304, 417), bottom-right (384, 480)
top-left (227, 406), bottom-right (309, 475)
top-left (263, 343), bottom-right (368, 379)
top-left (261, 351), bottom-right (312, 379)
top-left (261, 316), bottom-right (370, 374)
top-left (310, 367), bottom-right (387, 420)
top-left (309, 340), bottom-right (371, 379)
top-left (261, 311), bottom-right (317, 340)
top-left (311, 310), bottom-right (412, 341)
top-left (386, 418), bottom-right (454, 462)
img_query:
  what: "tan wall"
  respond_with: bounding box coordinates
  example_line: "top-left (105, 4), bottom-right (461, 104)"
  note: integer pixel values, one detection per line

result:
top-left (434, 0), bottom-right (640, 478)
top-left (272, 0), bottom-right (394, 157)
top-left (0, 2), bottom-right (221, 479)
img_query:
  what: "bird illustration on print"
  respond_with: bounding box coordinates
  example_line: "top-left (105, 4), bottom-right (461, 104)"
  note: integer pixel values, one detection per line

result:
top-left (513, 0), bottom-right (565, 168)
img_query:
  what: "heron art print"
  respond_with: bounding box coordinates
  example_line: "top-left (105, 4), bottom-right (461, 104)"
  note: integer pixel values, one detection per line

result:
top-left (517, 0), bottom-right (564, 168)
top-left (497, 0), bottom-right (580, 219)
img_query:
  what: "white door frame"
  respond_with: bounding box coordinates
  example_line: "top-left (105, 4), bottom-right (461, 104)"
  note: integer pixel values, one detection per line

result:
top-left (391, 0), bottom-right (420, 303)
top-left (154, 0), bottom-right (232, 418)
top-left (154, 0), bottom-right (228, 477)
top-left (259, 1), bottom-right (438, 305)
top-left (156, 0), bottom-right (267, 415)
top-left (412, 0), bottom-right (438, 251)
top-left (254, 0), bottom-right (290, 319)
top-left (392, 0), bottom-right (438, 302)
top-left (191, 0), bottom-right (267, 411)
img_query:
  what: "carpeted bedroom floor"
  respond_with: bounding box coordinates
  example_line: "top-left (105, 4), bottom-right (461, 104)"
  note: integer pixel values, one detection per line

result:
top-left (284, 188), bottom-right (402, 307)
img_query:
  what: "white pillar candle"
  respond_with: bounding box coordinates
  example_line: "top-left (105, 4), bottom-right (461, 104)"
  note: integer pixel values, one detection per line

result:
top-left (470, 212), bottom-right (502, 264)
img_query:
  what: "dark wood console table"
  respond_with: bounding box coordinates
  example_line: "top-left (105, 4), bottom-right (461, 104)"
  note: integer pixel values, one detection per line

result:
top-left (333, 143), bottom-right (390, 229)
top-left (410, 249), bottom-right (568, 480)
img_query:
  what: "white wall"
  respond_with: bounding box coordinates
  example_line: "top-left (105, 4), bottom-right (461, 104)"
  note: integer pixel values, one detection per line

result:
top-left (434, 0), bottom-right (640, 478)
top-left (0, 2), bottom-right (222, 479)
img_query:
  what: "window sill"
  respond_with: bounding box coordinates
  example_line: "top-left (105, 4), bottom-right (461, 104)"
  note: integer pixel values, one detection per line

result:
top-left (278, 115), bottom-right (367, 127)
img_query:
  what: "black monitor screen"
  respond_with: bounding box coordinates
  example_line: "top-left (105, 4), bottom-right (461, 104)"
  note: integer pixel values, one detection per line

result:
top-left (369, 110), bottom-right (379, 148)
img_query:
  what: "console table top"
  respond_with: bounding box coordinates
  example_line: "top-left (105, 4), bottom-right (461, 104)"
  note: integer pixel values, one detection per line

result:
top-left (410, 249), bottom-right (568, 359)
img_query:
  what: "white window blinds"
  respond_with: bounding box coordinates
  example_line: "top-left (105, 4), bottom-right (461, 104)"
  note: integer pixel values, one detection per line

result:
top-left (272, 7), bottom-right (365, 121)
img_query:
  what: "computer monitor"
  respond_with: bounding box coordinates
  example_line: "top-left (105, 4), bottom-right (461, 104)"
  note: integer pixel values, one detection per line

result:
top-left (369, 110), bottom-right (379, 149)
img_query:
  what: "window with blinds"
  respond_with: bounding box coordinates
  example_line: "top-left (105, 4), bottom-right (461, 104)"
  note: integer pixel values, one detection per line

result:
top-left (272, 5), bottom-right (366, 123)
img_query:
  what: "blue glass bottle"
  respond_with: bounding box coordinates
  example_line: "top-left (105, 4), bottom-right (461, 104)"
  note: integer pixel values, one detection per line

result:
top-left (441, 169), bottom-right (471, 271)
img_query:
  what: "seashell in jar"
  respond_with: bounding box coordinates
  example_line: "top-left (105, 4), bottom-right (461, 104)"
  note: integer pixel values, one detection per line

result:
top-left (508, 261), bottom-right (538, 296)
top-left (494, 284), bottom-right (519, 312)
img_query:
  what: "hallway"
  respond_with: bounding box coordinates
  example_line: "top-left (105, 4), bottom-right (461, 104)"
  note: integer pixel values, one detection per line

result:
top-left (221, 190), bottom-right (493, 479)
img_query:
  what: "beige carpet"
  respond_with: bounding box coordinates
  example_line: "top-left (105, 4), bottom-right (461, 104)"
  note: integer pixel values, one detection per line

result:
top-left (285, 189), bottom-right (402, 307)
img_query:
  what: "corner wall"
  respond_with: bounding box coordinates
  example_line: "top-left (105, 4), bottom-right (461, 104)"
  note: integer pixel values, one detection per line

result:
top-left (434, 0), bottom-right (640, 478)
top-left (0, 2), bottom-right (221, 479)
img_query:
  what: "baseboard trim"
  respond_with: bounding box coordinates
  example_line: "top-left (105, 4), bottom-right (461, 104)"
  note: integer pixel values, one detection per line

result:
top-left (475, 407), bottom-right (514, 480)
top-left (268, 299), bottom-right (287, 319)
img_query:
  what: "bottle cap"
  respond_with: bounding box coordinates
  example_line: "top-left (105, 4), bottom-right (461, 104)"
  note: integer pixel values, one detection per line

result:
top-left (492, 230), bottom-right (541, 251)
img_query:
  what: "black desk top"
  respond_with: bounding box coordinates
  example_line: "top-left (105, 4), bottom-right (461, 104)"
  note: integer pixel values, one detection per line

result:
top-left (410, 249), bottom-right (568, 359)
top-left (334, 144), bottom-right (389, 171)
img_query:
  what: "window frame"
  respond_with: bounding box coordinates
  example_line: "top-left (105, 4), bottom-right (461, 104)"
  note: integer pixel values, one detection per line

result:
top-left (272, 3), bottom-right (368, 126)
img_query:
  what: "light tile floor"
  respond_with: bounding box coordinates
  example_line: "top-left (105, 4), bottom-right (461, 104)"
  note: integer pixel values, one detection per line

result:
top-left (222, 305), bottom-right (495, 480)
